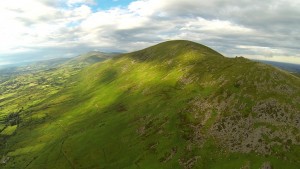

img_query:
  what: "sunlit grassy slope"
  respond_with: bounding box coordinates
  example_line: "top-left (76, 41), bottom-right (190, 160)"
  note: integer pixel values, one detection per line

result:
top-left (0, 51), bottom-right (115, 124)
top-left (1, 40), bottom-right (300, 169)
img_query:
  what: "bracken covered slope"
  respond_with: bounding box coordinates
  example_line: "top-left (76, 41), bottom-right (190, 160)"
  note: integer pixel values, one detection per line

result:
top-left (1, 40), bottom-right (300, 169)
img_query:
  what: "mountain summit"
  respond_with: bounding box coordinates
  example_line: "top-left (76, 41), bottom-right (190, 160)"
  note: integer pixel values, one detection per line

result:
top-left (128, 40), bottom-right (224, 61)
top-left (1, 40), bottom-right (300, 169)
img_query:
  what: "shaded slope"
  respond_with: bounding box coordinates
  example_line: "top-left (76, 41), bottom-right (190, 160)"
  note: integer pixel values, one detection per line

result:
top-left (1, 40), bottom-right (300, 169)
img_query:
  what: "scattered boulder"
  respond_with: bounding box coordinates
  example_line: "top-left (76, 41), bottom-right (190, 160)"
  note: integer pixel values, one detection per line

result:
top-left (260, 161), bottom-right (272, 169)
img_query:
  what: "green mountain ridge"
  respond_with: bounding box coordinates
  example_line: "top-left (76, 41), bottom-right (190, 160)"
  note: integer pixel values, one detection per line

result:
top-left (1, 40), bottom-right (300, 169)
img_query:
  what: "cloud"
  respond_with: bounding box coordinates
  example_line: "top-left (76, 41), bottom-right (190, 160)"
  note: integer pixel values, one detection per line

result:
top-left (0, 0), bottom-right (299, 64)
top-left (236, 45), bottom-right (287, 58)
top-left (67, 0), bottom-right (95, 6)
top-left (0, 61), bottom-right (11, 66)
top-left (180, 17), bottom-right (255, 35)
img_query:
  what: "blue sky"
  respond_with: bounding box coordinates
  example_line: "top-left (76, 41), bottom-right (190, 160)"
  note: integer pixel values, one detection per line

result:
top-left (94, 0), bottom-right (134, 10)
top-left (0, 0), bottom-right (300, 66)
top-left (67, 0), bottom-right (135, 11)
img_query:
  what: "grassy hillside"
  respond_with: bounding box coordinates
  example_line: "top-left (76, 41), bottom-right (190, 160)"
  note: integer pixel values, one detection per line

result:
top-left (1, 40), bottom-right (300, 169)
top-left (0, 52), bottom-right (114, 140)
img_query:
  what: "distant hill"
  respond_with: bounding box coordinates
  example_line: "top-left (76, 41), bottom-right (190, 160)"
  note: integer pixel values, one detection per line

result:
top-left (0, 58), bottom-right (70, 72)
top-left (0, 52), bottom-right (117, 76)
top-left (66, 51), bottom-right (118, 66)
top-left (1, 40), bottom-right (299, 169)
top-left (255, 60), bottom-right (300, 73)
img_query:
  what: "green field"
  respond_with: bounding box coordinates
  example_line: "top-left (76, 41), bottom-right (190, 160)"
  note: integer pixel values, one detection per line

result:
top-left (0, 40), bottom-right (299, 168)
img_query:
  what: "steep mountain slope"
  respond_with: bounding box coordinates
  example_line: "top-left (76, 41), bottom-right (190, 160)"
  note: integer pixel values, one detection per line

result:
top-left (1, 40), bottom-right (300, 169)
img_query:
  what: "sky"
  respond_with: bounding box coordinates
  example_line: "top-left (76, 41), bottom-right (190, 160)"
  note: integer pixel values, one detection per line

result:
top-left (0, 0), bottom-right (300, 66)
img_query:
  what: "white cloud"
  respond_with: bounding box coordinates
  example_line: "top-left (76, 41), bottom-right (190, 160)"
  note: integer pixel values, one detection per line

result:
top-left (67, 0), bottom-right (95, 6)
top-left (243, 55), bottom-right (300, 65)
top-left (0, 0), bottom-right (93, 53)
top-left (0, 0), bottom-right (299, 64)
top-left (0, 61), bottom-right (11, 66)
top-left (236, 45), bottom-right (287, 57)
top-left (181, 17), bottom-right (255, 35)
top-left (235, 45), bottom-right (300, 64)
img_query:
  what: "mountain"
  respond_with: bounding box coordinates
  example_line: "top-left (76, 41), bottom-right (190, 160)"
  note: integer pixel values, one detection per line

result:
top-left (1, 40), bottom-right (300, 169)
